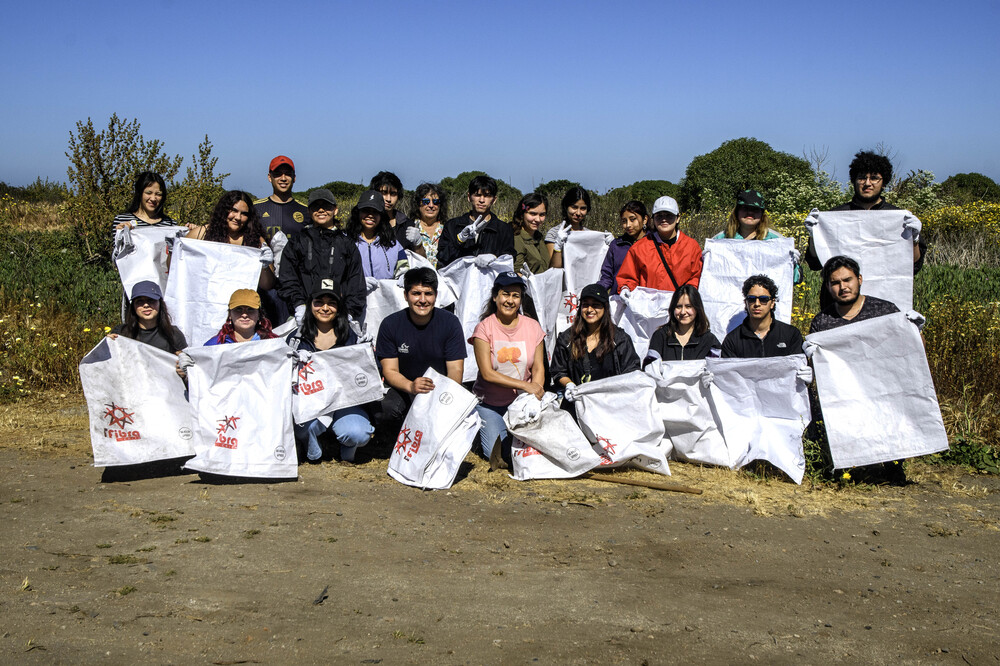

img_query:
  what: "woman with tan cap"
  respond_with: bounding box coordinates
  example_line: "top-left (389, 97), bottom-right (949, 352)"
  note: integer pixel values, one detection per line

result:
top-left (204, 289), bottom-right (278, 345)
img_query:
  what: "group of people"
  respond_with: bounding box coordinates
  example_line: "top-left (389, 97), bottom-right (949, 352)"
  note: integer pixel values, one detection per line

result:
top-left (108, 149), bottom-right (923, 473)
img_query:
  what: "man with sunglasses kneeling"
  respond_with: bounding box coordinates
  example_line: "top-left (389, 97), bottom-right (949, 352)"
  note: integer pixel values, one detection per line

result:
top-left (721, 274), bottom-right (803, 358)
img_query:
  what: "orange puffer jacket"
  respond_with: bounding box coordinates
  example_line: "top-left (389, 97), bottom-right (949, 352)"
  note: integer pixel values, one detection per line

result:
top-left (615, 231), bottom-right (703, 293)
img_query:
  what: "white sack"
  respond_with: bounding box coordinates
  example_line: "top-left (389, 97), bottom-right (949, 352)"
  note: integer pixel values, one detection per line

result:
top-left (806, 311), bottom-right (948, 468)
top-left (113, 225), bottom-right (185, 296)
top-left (79, 336), bottom-right (194, 467)
top-left (387, 368), bottom-right (480, 490)
top-left (365, 278), bottom-right (407, 341)
top-left (699, 237), bottom-right (795, 336)
top-left (610, 287), bottom-right (674, 361)
top-left (163, 237), bottom-right (262, 346)
top-left (571, 371), bottom-right (671, 476)
top-left (183, 339), bottom-right (297, 478)
top-left (645, 359), bottom-right (732, 467)
top-left (270, 230), bottom-right (288, 279)
top-left (705, 356), bottom-right (810, 484)
top-left (524, 267), bottom-right (565, 360)
top-left (557, 230), bottom-right (613, 335)
top-left (806, 209), bottom-right (914, 311)
top-left (505, 392), bottom-right (604, 480)
top-left (436, 254), bottom-right (515, 382)
top-left (291, 344), bottom-right (387, 424)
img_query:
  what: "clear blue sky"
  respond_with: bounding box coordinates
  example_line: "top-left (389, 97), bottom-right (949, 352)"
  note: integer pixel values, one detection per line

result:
top-left (2, 0), bottom-right (998, 195)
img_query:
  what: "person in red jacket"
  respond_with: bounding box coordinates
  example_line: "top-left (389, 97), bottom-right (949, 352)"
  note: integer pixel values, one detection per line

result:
top-left (615, 195), bottom-right (703, 294)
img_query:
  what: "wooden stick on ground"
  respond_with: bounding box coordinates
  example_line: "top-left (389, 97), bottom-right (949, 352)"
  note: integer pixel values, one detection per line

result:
top-left (581, 473), bottom-right (703, 495)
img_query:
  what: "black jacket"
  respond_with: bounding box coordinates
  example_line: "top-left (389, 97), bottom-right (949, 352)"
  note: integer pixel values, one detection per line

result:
top-left (550, 327), bottom-right (641, 385)
top-left (277, 225), bottom-right (366, 319)
top-left (645, 327), bottom-right (721, 363)
top-left (436, 212), bottom-right (515, 267)
top-left (720, 318), bottom-right (803, 359)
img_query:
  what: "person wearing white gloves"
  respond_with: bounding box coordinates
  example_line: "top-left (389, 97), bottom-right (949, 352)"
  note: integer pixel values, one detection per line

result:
top-left (549, 283), bottom-right (640, 416)
top-left (808, 256), bottom-right (902, 333)
top-left (406, 183), bottom-right (449, 267)
top-left (277, 188), bottom-right (367, 324)
top-left (545, 186), bottom-right (592, 269)
top-left (436, 174), bottom-right (514, 267)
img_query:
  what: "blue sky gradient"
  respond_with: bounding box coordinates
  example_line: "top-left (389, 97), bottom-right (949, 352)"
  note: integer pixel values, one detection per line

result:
top-left (2, 0), bottom-right (998, 195)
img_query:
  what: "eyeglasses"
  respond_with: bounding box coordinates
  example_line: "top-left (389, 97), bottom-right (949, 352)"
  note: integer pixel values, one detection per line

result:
top-left (420, 198), bottom-right (441, 206)
top-left (857, 174), bottom-right (883, 184)
top-left (745, 295), bottom-right (773, 304)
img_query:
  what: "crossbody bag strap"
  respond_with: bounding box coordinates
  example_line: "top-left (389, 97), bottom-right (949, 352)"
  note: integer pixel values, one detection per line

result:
top-left (653, 240), bottom-right (680, 291)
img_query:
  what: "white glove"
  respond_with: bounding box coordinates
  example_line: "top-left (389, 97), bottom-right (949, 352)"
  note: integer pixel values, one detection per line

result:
top-left (393, 259), bottom-right (409, 278)
top-left (803, 208), bottom-right (820, 229)
top-left (905, 309), bottom-right (926, 331)
top-left (404, 225), bottom-right (422, 247)
top-left (364, 277), bottom-right (380, 294)
top-left (176, 351), bottom-right (195, 373)
top-left (902, 213), bottom-right (922, 240)
top-left (259, 244), bottom-right (274, 266)
top-left (796, 365), bottom-right (813, 385)
top-left (294, 304), bottom-right (306, 326)
top-left (618, 287), bottom-right (631, 302)
top-left (457, 215), bottom-right (487, 243)
top-left (552, 222), bottom-right (571, 251)
top-left (292, 348), bottom-right (313, 364)
top-left (563, 382), bottom-right (579, 402)
top-left (519, 263), bottom-right (534, 278)
top-left (700, 370), bottom-right (715, 390)
top-left (802, 340), bottom-right (819, 360)
top-left (112, 227), bottom-right (134, 261)
top-left (790, 248), bottom-right (801, 265)
top-left (348, 315), bottom-right (373, 343)
top-left (474, 254), bottom-right (495, 268)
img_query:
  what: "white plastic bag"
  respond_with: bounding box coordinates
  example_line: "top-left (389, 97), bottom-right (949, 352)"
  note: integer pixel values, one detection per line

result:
top-left (436, 254), bottom-right (515, 382)
top-left (183, 338), bottom-right (297, 478)
top-left (557, 230), bottom-right (614, 335)
top-left (163, 237), bottom-right (262, 346)
top-left (291, 344), bottom-right (386, 424)
top-left (806, 312), bottom-right (948, 468)
top-left (610, 287), bottom-right (674, 361)
top-left (364, 278), bottom-right (407, 341)
top-left (270, 230), bottom-right (288, 279)
top-left (705, 356), bottom-right (810, 484)
top-left (524, 267), bottom-right (565, 360)
top-left (645, 359), bottom-right (732, 467)
top-left (113, 225), bottom-right (185, 296)
top-left (387, 368), bottom-right (480, 490)
top-left (699, 237), bottom-right (795, 336)
top-left (571, 371), bottom-right (670, 475)
top-left (79, 336), bottom-right (194, 467)
top-left (806, 209), bottom-right (914, 311)
top-left (505, 392), bottom-right (603, 479)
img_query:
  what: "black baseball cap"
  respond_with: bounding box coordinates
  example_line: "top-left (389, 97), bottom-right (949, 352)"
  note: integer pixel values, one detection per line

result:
top-left (579, 283), bottom-right (610, 307)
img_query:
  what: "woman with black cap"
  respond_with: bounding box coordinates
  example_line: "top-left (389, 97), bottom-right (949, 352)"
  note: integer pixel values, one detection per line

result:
top-left (469, 271), bottom-right (547, 462)
top-left (286, 279), bottom-right (373, 464)
top-left (346, 190), bottom-right (407, 280)
top-left (550, 283), bottom-right (640, 409)
top-left (108, 280), bottom-right (187, 355)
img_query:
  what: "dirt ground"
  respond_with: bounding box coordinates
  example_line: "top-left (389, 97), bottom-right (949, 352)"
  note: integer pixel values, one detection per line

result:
top-left (1, 397), bottom-right (998, 665)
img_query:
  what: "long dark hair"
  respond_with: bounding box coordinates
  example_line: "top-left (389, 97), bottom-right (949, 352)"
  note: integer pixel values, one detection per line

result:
top-left (121, 296), bottom-right (185, 352)
top-left (479, 283), bottom-right (539, 322)
top-left (126, 171), bottom-right (171, 220)
top-left (213, 310), bottom-right (276, 344)
top-left (511, 192), bottom-right (548, 235)
top-left (569, 298), bottom-right (614, 361)
top-left (561, 186), bottom-right (591, 225)
top-left (346, 205), bottom-right (395, 247)
top-left (665, 285), bottom-right (711, 337)
top-left (299, 294), bottom-right (351, 347)
top-left (412, 183), bottom-right (448, 224)
top-left (204, 191), bottom-right (268, 247)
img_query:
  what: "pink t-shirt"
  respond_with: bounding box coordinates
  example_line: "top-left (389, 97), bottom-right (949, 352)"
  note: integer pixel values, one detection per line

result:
top-left (470, 314), bottom-right (546, 407)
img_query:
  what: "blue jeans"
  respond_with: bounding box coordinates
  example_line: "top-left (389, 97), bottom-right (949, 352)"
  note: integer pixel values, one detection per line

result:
top-left (475, 403), bottom-right (510, 460)
top-left (295, 406), bottom-right (373, 462)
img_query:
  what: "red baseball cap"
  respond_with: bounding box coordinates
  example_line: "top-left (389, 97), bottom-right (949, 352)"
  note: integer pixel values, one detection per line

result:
top-left (268, 155), bottom-right (295, 172)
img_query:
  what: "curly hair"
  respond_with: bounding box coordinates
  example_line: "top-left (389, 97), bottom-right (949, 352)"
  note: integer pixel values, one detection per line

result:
top-left (510, 192), bottom-right (548, 235)
top-left (742, 274), bottom-right (778, 299)
top-left (203, 191), bottom-right (268, 247)
top-left (212, 310), bottom-right (276, 344)
top-left (411, 183), bottom-right (448, 224)
top-left (849, 151), bottom-right (893, 184)
top-left (125, 171), bottom-right (171, 221)
top-left (345, 205), bottom-right (395, 248)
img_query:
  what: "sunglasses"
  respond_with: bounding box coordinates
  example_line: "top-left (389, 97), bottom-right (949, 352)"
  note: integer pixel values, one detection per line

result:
top-left (745, 295), bottom-right (773, 304)
top-left (420, 198), bottom-right (441, 206)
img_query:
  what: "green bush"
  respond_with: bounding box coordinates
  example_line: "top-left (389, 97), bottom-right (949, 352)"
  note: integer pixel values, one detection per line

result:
top-left (679, 138), bottom-right (813, 212)
top-left (941, 172), bottom-right (1000, 204)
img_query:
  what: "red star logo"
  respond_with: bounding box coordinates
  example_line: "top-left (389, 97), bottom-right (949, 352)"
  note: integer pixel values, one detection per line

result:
top-left (103, 403), bottom-right (134, 429)
top-left (395, 427), bottom-right (411, 454)
top-left (597, 435), bottom-right (616, 457)
top-left (217, 415), bottom-right (240, 434)
top-left (298, 361), bottom-right (315, 381)
top-left (563, 293), bottom-right (579, 313)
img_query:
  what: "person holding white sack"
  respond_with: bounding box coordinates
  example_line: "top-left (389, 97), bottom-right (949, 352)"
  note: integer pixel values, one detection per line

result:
top-left (469, 272), bottom-right (547, 464)
top-left (112, 171), bottom-right (178, 233)
top-left (713, 189), bottom-right (801, 283)
top-left (437, 175), bottom-right (514, 268)
top-left (108, 280), bottom-right (188, 357)
top-left (546, 186), bottom-right (592, 269)
top-left (186, 191), bottom-right (276, 291)
top-left (615, 195), bottom-right (703, 294)
top-left (645, 285), bottom-right (720, 363)
top-left (374, 268), bottom-right (466, 447)
top-left (204, 289), bottom-right (278, 346)
top-left (721, 275), bottom-right (803, 358)
top-left (550, 284), bottom-right (640, 414)
top-left (285, 280), bottom-right (373, 464)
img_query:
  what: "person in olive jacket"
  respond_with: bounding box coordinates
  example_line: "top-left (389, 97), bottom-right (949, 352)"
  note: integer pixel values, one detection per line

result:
top-left (278, 188), bottom-right (366, 324)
